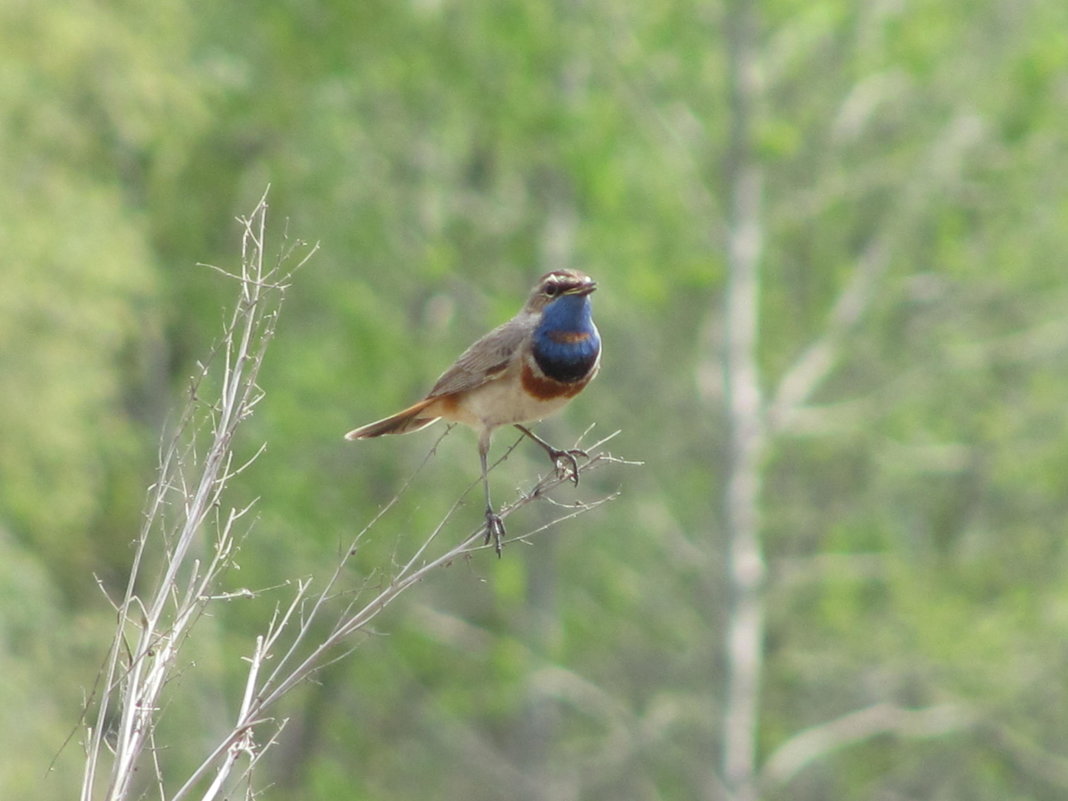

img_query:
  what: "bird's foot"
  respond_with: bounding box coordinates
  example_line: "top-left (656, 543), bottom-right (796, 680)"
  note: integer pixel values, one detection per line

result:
top-left (547, 447), bottom-right (588, 486)
top-left (513, 425), bottom-right (588, 487)
top-left (484, 508), bottom-right (506, 558)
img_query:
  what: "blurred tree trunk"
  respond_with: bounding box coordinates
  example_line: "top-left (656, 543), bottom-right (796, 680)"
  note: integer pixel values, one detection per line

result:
top-left (719, 0), bottom-right (766, 799)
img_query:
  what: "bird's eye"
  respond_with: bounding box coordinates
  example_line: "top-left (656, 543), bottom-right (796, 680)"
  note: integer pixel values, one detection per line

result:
top-left (544, 283), bottom-right (560, 297)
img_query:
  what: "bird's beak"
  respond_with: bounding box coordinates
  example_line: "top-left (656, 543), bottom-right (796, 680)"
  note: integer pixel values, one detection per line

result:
top-left (572, 279), bottom-right (597, 296)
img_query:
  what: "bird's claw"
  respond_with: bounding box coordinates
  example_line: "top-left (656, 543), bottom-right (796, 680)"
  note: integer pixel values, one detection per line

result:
top-left (548, 447), bottom-right (587, 486)
top-left (484, 509), bottom-right (506, 558)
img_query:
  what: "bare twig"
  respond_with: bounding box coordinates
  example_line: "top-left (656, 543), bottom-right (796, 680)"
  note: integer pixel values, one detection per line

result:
top-left (79, 189), bottom-right (310, 801)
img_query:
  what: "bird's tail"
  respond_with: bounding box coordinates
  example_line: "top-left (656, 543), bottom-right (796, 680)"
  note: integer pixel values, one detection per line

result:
top-left (344, 397), bottom-right (441, 440)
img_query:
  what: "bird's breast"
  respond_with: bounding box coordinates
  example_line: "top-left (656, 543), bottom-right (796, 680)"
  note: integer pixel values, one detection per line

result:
top-left (520, 358), bottom-right (595, 402)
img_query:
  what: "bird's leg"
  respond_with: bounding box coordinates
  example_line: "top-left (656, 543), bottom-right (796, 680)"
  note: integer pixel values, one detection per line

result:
top-left (513, 424), bottom-right (586, 487)
top-left (479, 431), bottom-right (505, 557)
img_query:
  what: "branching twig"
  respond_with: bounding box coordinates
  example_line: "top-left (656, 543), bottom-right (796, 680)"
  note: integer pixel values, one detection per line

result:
top-left (79, 189), bottom-right (313, 801)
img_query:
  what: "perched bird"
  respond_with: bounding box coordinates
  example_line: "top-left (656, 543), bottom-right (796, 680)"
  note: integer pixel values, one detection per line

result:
top-left (345, 269), bottom-right (601, 555)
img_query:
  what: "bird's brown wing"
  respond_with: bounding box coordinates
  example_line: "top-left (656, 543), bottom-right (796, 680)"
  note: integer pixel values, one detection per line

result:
top-left (426, 314), bottom-right (535, 398)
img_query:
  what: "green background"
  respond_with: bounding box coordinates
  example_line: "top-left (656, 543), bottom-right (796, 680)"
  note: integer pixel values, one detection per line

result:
top-left (4, 0), bottom-right (1068, 798)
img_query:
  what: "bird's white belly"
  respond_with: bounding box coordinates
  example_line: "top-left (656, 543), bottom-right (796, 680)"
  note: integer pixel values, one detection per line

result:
top-left (452, 372), bottom-right (570, 430)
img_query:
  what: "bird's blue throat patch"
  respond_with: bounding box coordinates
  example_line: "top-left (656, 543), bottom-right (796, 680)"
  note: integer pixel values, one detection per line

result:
top-left (532, 293), bottom-right (601, 383)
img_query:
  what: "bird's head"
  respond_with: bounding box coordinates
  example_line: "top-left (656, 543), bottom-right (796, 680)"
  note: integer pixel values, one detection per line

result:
top-left (524, 269), bottom-right (597, 314)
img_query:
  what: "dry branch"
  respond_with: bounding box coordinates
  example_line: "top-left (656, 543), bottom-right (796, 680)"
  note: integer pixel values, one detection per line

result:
top-left (80, 189), bottom-right (312, 801)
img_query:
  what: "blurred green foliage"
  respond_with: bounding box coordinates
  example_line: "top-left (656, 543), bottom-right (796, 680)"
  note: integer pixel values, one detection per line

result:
top-left (4, 0), bottom-right (1068, 799)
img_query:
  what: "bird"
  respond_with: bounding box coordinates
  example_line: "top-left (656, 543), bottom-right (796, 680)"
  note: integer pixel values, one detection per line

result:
top-left (344, 269), bottom-right (601, 556)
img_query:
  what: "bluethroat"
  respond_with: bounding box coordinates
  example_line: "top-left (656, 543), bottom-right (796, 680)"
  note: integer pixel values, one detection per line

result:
top-left (345, 269), bottom-right (601, 555)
